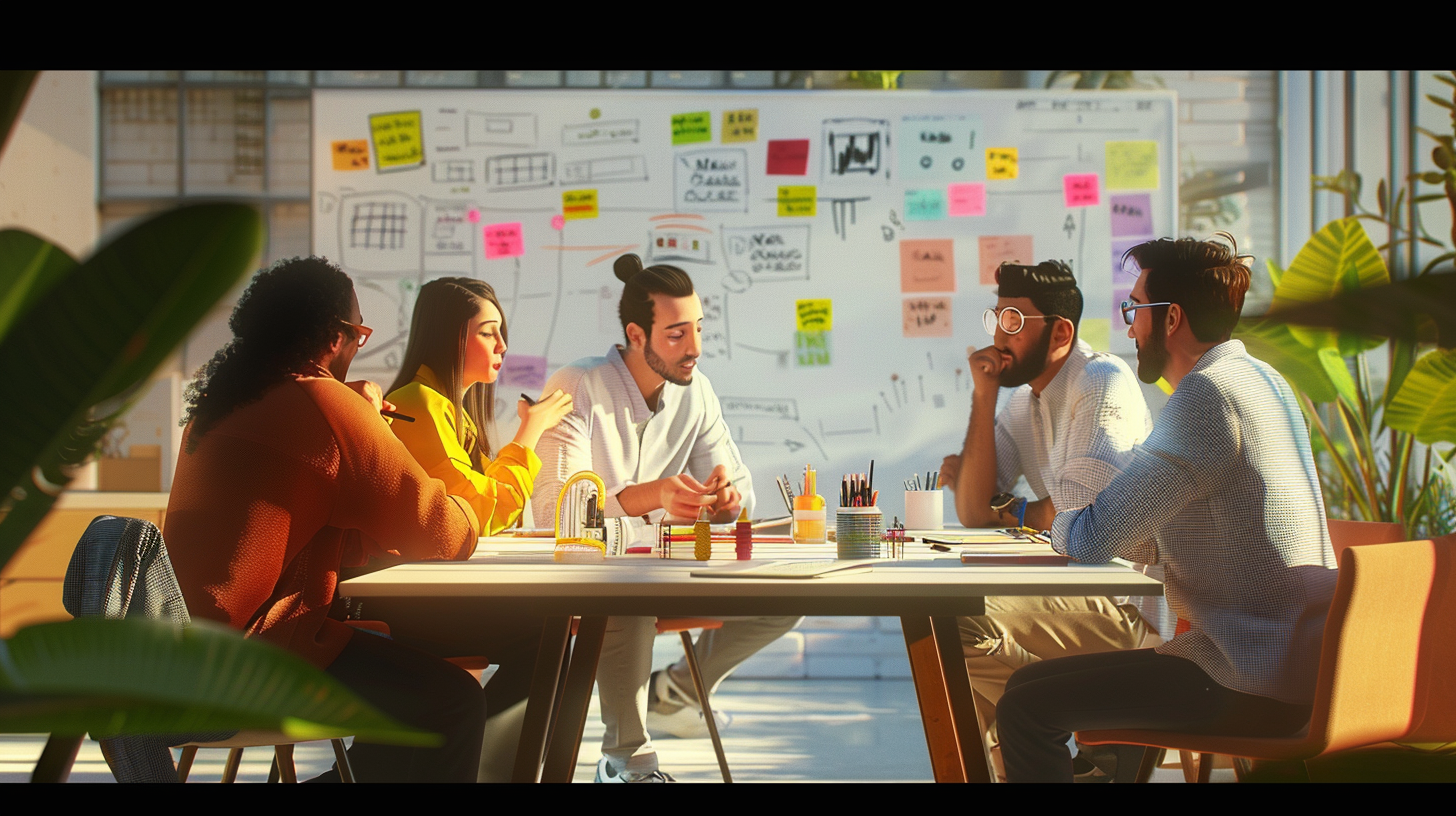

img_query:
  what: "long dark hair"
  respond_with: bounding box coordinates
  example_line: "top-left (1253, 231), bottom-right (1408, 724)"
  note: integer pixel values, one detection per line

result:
top-left (388, 277), bottom-right (506, 466)
top-left (182, 257), bottom-right (355, 449)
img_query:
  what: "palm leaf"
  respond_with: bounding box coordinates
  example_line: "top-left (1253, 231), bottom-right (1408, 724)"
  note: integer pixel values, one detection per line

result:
top-left (0, 618), bottom-right (435, 745)
top-left (1235, 316), bottom-right (1342, 403)
top-left (0, 71), bottom-right (38, 159)
top-left (0, 204), bottom-right (262, 571)
top-left (0, 230), bottom-right (76, 344)
top-left (1384, 348), bottom-right (1456, 445)
top-left (1272, 217), bottom-right (1390, 355)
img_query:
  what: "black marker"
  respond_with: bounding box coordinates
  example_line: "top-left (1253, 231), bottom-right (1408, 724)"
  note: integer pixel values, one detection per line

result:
top-left (520, 393), bottom-right (537, 406)
top-left (381, 409), bottom-right (415, 423)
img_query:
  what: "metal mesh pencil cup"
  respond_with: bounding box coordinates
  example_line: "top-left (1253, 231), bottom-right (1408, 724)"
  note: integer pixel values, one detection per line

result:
top-left (836, 506), bottom-right (883, 560)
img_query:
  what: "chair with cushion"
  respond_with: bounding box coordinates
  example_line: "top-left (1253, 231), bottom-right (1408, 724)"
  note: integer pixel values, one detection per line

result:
top-left (1079, 535), bottom-right (1456, 782)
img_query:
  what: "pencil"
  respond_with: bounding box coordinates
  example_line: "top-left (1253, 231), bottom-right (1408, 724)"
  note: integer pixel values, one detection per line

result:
top-left (381, 409), bottom-right (415, 422)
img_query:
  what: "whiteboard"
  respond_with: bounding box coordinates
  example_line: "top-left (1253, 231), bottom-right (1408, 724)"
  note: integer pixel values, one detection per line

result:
top-left (313, 89), bottom-right (1177, 520)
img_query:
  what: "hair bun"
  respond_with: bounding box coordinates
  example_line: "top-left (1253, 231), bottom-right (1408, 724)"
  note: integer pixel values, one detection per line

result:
top-left (613, 253), bottom-right (644, 283)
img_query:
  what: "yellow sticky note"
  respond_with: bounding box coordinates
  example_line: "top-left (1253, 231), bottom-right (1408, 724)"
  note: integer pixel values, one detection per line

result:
top-left (778, 185), bottom-right (816, 217)
top-left (331, 139), bottom-right (370, 171)
top-left (986, 147), bottom-right (1018, 180)
top-left (722, 109), bottom-right (758, 143)
top-left (795, 298), bottom-right (832, 332)
top-left (368, 111), bottom-right (424, 171)
top-left (562, 189), bottom-right (598, 220)
top-left (1106, 141), bottom-right (1160, 190)
top-left (1080, 318), bottom-right (1111, 351)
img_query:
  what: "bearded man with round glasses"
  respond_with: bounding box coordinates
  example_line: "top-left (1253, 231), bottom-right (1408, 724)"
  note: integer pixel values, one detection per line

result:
top-left (938, 259), bottom-right (1165, 780)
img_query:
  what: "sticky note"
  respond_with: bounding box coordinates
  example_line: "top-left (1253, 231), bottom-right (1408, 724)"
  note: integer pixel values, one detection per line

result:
top-left (368, 111), bottom-right (424, 171)
top-left (795, 330), bottom-right (831, 366)
top-left (1106, 141), bottom-right (1159, 190)
top-left (905, 189), bottom-right (947, 221)
top-left (1110, 193), bottom-right (1153, 237)
top-left (483, 222), bottom-right (524, 259)
top-left (562, 189), bottom-right (598, 220)
top-left (903, 296), bottom-right (953, 338)
top-left (671, 111), bottom-right (712, 145)
top-left (766, 139), bottom-right (810, 175)
top-left (978, 235), bottom-right (1034, 285)
top-left (1112, 238), bottom-right (1142, 284)
top-left (499, 354), bottom-right (547, 391)
top-left (900, 239), bottom-right (956, 293)
top-left (986, 147), bottom-right (1018, 180)
top-left (722, 109), bottom-right (758, 143)
top-left (1080, 318), bottom-right (1111, 352)
top-left (795, 299), bottom-right (833, 332)
top-left (1064, 173), bottom-right (1101, 207)
top-left (947, 182), bottom-right (986, 217)
top-left (331, 139), bottom-right (370, 171)
top-left (777, 185), bottom-right (816, 217)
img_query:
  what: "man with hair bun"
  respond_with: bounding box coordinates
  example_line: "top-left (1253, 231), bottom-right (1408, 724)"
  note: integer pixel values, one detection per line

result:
top-left (532, 254), bottom-right (799, 783)
top-left (940, 258), bottom-right (1163, 780)
top-left (997, 235), bottom-right (1336, 782)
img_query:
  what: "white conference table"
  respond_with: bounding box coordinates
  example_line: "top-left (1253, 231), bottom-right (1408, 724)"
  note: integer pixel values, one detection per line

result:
top-left (341, 534), bottom-right (1163, 783)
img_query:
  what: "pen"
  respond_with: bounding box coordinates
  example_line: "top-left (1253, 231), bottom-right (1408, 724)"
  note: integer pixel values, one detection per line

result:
top-left (381, 409), bottom-right (415, 422)
top-left (520, 393), bottom-right (537, 406)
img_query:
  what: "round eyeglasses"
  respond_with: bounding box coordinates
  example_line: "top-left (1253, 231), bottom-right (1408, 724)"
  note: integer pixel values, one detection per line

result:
top-left (339, 320), bottom-right (374, 348)
top-left (1119, 300), bottom-right (1172, 326)
top-left (982, 307), bottom-right (1056, 336)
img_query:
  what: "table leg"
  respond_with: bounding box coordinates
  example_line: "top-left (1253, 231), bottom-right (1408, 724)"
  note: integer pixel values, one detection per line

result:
top-left (540, 614), bottom-right (607, 783)
top-left (512, 615), bottom-right (572, 783)
top-left (930, 615), bottom-right (993, 783)
top-left (901, 616), bottom-right (965, 782)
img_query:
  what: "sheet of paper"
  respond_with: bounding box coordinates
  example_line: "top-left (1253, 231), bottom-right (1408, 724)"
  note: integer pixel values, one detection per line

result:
top-left (986, 147), bottom-right (1018, 180)
top-left (671, 111), bottom-right (712, 145)
top-left (369, 111), bottom-right (424, 171)
top-left (722, 109), bottom-right (758, 143)
top-left (903, 296), bottom-right (953, 338)
top-left (1110, 193), bottom-right (1154, 237)
top-left (562, 189), bottom-right (598, 220)
top-left (331, 139), bottom-right (370, 171)
top-left (777, 185), bottom-right (816, 217)
top-left (1063, 173), bottom-right (1101, 207)
top-left (900, 239), bottom-right (956, 293)
top-left (483, 222), bottom-right (524, 259)
top-left (947, 182), bottom-right (987, 217)
top-left (766, 139), bottom-right (810, 175)
top-left (1106, 140), bottom-right (1159, 190)
top-left (905, 188), bottom-right (947, 221)
top-left (977, 235), bottom-right (1034, 285)
top-left (795, 298), bottom-right (833, 331)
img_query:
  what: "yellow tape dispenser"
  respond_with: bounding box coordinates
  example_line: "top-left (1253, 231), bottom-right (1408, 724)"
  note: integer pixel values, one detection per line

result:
top-left (553, 470), bottom-right (608, 563)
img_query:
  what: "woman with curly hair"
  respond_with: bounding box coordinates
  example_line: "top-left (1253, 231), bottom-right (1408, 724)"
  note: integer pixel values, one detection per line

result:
top-left (166, 256), bottom-right (487, 782)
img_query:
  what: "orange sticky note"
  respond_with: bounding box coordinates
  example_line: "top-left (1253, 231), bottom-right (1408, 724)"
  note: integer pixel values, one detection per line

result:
top-left (332, 139), bottom-right (370, 171)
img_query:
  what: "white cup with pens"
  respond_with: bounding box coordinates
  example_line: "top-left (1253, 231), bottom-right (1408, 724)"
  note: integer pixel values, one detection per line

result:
top-left (903, 469), bottom-right (943, 532)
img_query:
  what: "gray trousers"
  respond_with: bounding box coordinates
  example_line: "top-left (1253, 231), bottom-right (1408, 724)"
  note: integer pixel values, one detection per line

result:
top-left (599, 615), bottom-right (802, 772)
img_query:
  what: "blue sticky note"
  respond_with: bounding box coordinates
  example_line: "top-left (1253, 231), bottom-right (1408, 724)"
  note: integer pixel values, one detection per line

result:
top-left (905, 188), bottom-right (947, 221)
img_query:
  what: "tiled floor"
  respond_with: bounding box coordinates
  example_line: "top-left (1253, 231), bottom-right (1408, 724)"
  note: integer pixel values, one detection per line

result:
top-left (0, 678), bottom-right (1218, 783)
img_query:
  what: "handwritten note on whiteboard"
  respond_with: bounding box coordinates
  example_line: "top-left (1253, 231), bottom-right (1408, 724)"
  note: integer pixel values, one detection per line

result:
top-left (795, 298), bottom-right (833, 332)
top-left (1063, 173), bottom-right (1101, 207)
top-left (777, 185), bottom-right (817, 217)
top-left (905, 188), bottom-right (947, 221)
top-left (368, 111), bottom-right (424, 172)
top-left (483, 222), bottom-right (524, 259)
top-left (562, 189), bottom-right (599, 220)
top-left (903, 296), bottom-right (953, 338)
top-left (766, 139), bottom-right (810, 175)
top-left (795, 330), bottom-right (831, 366)
top-left (1106, 141), bottom-right (1159, 190)
top-left (671, 111), bottom-right (712, 145)
top-left (986, 147), bottom-right (1018, 180)
top-left (900, 239), bottom-right (956, 293)
top-left (722, 109), bottom-right (758, 143)
top-left (947, 182), bottom-right (986, 217)
top-left (331, 139), bottom-right (370, 171)
top-left (978, 235), bottom-right (1034, 285)
top-left (1110, 193), bottom-right (1154, 237)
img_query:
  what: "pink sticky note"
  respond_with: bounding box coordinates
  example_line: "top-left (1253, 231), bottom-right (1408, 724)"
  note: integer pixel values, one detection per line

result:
top-left (551, 214), bottom-right (565, 230)
top-left (483, 222), bottom-right (524, 259)
top-left (1064, 173), bottom-right (1101, 207)
top-left (499, 354), bottom-right (547, 391)
top-left (467, 209), bottom-right (481, 223)
top-left (899, 239), bottom-right (956, 293)
top-left (978, 235), bottom-right (1034, 285)
top-left (766, 139), bottom-right (811, 175)
top-left (947, 183), bottom-right (986, 217)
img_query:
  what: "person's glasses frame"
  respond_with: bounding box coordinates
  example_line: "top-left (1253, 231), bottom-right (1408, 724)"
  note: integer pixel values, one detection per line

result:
top-left (339, 320), bottom-right (373, 348)
top-left (1119, 300), bottom-right (1173, 326)
top-left (982, 306), bottom-right (1058, 337)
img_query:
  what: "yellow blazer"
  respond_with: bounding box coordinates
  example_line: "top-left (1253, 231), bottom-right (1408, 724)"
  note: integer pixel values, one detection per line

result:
top-left (387, 365), bottom-right (541, 534)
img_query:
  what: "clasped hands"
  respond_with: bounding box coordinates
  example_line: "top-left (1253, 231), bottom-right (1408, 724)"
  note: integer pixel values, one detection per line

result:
top-left (657, 464), bottom-right (742, 523)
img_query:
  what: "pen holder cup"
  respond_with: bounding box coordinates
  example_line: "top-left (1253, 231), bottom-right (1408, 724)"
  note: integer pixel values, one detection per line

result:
top-left (793, 509), bottom-right (827, 544)
top-left (836, 507), bottom-right (883, 560)
top-left (903, 490), bottom-right (944, 532)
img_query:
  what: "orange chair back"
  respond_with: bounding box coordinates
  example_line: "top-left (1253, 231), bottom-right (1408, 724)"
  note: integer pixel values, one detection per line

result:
top-left (1307, 536), bottom-right (1456, 755)
top-left (1326, 518), bottom-right (1406, 563)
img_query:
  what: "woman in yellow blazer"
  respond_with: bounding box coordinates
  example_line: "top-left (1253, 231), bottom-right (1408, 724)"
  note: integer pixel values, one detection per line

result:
top-left (386, 277), bottom-right (572, 534)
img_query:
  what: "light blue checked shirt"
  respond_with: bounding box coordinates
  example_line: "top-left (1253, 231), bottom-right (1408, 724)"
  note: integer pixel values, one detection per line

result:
top-left (1051, 340), bottom-right (1338, 704)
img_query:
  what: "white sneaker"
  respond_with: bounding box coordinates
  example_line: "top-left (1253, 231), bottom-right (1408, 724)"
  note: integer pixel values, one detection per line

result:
top-left (646, 669), bottom-right (732, 739)
top-left (594, 756), bottom-right (675, 783)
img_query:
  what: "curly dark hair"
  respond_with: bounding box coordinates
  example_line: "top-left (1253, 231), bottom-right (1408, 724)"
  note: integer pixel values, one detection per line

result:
top-left (182, 256), bottom-right (356, 448)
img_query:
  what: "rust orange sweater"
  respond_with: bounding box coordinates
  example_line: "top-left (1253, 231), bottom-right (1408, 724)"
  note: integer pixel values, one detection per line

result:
top-left (165, 375), bottom-right (480, 668)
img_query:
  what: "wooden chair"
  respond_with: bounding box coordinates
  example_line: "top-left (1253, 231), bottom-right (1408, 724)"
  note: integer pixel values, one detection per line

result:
top-left (1079, 535), bottom-right (1456, 782)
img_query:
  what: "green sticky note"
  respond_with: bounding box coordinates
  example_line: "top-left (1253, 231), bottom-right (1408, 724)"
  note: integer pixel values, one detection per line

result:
top-left (671, 111), bottom-right (712, 145)
top-left (905, 188), bottom-right (947, 221)
top-left (795, 330), bottom-right (831, 366)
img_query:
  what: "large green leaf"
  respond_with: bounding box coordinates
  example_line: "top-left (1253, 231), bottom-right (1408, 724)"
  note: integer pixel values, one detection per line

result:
top-left (1385, 348), bottom-right (1456, 445)
top-left (0, 71), bottom-right (38, 160)
top-left (0, 618), bottom-right (436, 745)
top-left (0, 230), bottom-right (76, 344)
top-left (0, 204), bottom-right (261, 571)
top-left (1235, 316), bottom-right (1342, 403)
top-left (1272, 217), bottom-right (1390, 356)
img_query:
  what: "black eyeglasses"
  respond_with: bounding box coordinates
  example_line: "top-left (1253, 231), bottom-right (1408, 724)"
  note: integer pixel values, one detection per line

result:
top-left (1119, 300), bottom-right (1172, 326)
